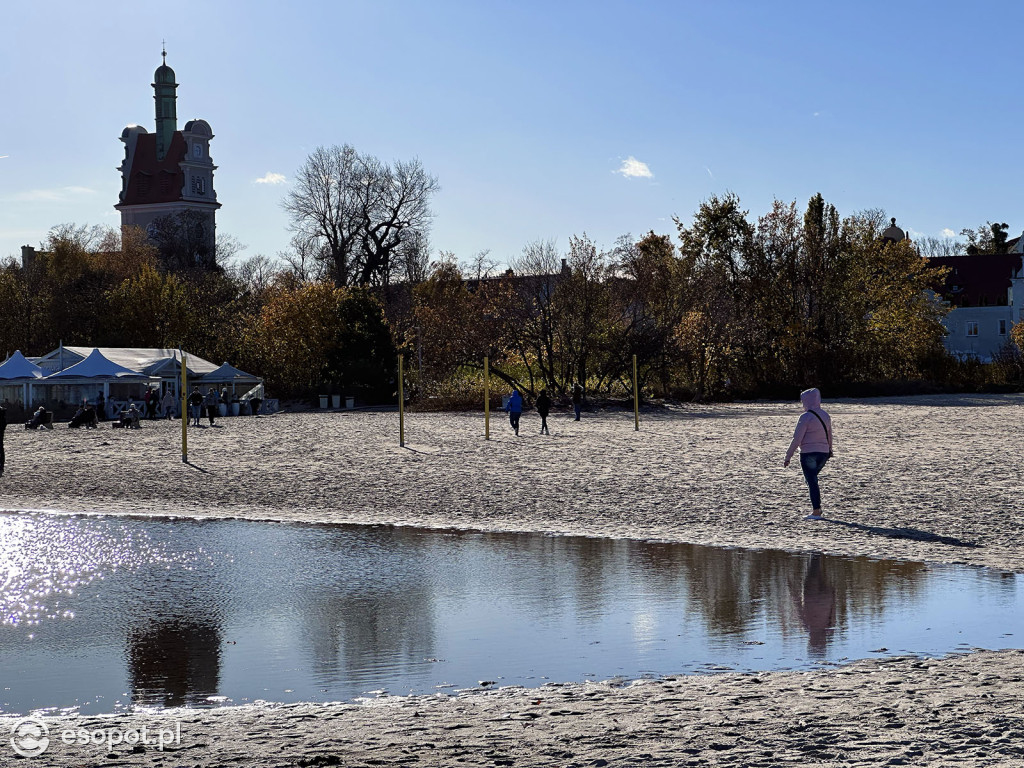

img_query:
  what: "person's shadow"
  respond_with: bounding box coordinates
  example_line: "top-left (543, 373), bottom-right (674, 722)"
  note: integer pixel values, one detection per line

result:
top-left (825, 519), bottom-right (980, 548)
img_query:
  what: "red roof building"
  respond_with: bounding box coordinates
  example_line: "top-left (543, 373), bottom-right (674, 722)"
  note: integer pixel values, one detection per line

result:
top-left (114, 49), bottom-right (220, 266)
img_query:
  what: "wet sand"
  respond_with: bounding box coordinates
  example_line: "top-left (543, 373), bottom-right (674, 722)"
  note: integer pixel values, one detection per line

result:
top-left (2, 393), bottom-right (1024, 766)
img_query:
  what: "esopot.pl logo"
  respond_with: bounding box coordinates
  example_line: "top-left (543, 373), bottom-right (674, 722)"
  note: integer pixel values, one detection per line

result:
top-left (10, 717), bottom-right (50, 757)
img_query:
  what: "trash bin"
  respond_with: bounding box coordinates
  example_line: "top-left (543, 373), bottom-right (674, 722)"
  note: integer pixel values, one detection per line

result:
top-left (319, 395), bottom-right (329, 409)
top-left (345, 396), bottom-right (355, 409)
top-left (231, 401), bottom-right (240, 416)
top-left (218, 403), bottom-right (228, 417)
top-left (331, 395), bottom-right (341, 409)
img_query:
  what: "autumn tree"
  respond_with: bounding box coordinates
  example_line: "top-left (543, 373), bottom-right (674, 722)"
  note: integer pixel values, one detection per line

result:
top-left (961, 221), bottom-right (1011, 255)
top-left (244, 280), bottom-right (396, 399)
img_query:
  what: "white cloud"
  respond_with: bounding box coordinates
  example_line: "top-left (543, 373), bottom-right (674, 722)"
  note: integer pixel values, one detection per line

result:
top-left (8, 186), bottom-right (95, 203)
top-left (616, 156), bottom-right (653, 179)
top-left (254, 172), bottom-right (286, 185)
top-left (941, 228), bottom-right (956, 238)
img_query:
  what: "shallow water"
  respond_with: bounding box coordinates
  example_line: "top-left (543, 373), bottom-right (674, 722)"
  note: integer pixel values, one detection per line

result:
top-left (0, 511), bottom-right (1019, 715)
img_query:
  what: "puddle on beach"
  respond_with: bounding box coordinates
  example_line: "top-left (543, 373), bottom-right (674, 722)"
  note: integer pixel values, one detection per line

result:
top-left (0, 511), bottom-right (1020, 715)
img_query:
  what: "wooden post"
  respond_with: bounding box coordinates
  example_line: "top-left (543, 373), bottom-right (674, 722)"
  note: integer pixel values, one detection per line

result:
top-left (181, 352), bottom-right (188, 462)
top-left (484, 356), bottom-right (490, 440)
top-left (398, 355), bottom-right (405, 447)
top-left (633, 354), bottom-right (640, 432)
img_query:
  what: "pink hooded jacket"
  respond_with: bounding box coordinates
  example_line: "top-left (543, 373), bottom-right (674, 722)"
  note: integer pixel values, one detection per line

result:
top-left (785, 388), bottom-right (832, 461)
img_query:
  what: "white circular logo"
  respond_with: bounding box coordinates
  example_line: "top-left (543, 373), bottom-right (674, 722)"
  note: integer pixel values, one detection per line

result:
top-left (11, 717), bottom-right (49, 757)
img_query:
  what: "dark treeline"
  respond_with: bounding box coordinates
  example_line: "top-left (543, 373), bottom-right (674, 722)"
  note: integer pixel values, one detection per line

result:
top-left (5, 194), bottom-right (1023, 405)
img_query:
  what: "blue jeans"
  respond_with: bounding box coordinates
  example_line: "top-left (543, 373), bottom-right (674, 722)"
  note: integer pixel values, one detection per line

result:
top-left (800, 452), bottom-right (830, 510)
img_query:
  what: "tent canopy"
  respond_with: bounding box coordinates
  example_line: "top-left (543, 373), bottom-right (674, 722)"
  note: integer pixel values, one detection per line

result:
top-left (46, 349), bottom-right (151, 379)
top-left (36, 346), bottom-right (219, 378)
top-left (201, 362), bottom-right (260, 382)
top-left (0, 350), bottom-right (45, 380)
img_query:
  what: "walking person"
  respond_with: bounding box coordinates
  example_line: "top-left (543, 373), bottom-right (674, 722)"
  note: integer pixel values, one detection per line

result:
top-left (505, 389), bottom-right (523, 436)
top-left (146, 388), bottom-right (159, 419)
top-left (205, 387), bottom-right (218, 426)
top-left (0, 400), bottom-right (6, 478)
top-left (571, 382), bottom-right (584, 421)
top-left (536, 389), bottom-right (551, 435)
top-left (161, 388), bottom-right (176, 419)
top-left (783, 388), bottom-right (833, 521)
top-left (188, 386), bottom-right (204, 426)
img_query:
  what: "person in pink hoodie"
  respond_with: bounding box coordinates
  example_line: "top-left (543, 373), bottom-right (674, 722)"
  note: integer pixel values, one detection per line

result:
top-left (784, 388), bottom-right (833, 520)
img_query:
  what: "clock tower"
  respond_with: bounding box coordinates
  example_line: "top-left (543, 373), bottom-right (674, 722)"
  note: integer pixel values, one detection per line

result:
top-left (115, 49), bottom-right (221, 269)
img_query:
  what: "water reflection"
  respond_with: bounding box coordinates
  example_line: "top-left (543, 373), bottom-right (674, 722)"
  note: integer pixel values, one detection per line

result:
top-left (793, 554), bottom-right (835, 657)
top-left (127, 619), bottom-right (221, 707)
top-left (0, 512), bottom-right (1020, 716)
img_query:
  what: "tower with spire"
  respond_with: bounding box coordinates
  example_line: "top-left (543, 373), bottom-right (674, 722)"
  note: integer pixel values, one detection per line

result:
top-left (115, 48), bottom-right (221, 269)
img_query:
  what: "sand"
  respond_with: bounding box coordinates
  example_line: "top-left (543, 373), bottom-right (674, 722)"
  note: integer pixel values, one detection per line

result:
top-left (2, 393), bottom-right (1024, 766)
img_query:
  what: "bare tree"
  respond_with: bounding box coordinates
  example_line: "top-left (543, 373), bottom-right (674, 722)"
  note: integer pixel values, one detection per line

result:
top-left (230, 254), bottom-right (280, 298)
top-left (283, 144), bottom-right (438, 287)
top-left (393, 228), bottom-right (432, 285)
top-left (282, 145), bottom-right (362, 286)
top-left (461, 249), bottom-right (500, 281)
top-left (917, 236), bottom-right (963, 259)
top-left (280, 235), bottom-right (328, 283)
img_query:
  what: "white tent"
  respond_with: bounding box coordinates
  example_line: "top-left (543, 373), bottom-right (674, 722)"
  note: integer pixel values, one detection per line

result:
top-left (201, 361), bottom-right (262, 394)
top-left (39, 349), bottom-right (156, 417)
top-left (46, 349), bottom-right (150, 379)
top-left (0, 351), bottom-right (45, 407)
top-left (0, 350), bottom-right (45, 380)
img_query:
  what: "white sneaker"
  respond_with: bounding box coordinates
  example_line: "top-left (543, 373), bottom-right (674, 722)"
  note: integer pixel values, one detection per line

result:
top-left (804, 514), bottom-right (823, 521)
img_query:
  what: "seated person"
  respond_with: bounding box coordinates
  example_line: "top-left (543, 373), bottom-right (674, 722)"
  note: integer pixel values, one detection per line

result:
top-left (116, 406), bottom-right (136, 429)
top-left (69, 405), bottom-right (98, 429)
top-left (127, 403), bottom-right (141, 429)
top-left (24, 406), bottom-right (48, 429)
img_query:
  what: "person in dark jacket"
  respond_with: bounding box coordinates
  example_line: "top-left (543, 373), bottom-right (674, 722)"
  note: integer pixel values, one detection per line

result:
top-left (536, 389), bottom-right (551, 435)
top-left (505, 389), bottom-right (523, 436)
top-left (0, 402), bottom-right (6, 478)
top-left (204, 387), bottom-right (218, 426)
top-left (571, 383), bottom-right (584, 421)
top-left (188, 386), bottom-right (204, 426)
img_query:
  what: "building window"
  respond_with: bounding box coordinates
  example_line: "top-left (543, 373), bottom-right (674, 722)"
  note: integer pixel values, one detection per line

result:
top-left (999, 319), bottom-right (1007, 336)
top-left (966, 321), bottom-right (979, 337)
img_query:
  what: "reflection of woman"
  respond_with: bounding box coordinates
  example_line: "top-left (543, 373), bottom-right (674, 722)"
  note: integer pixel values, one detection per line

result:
top-left (796, 553), bottom-right (836, 657)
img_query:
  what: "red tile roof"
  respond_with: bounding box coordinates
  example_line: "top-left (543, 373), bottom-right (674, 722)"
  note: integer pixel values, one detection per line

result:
top-left (119, 132), bottom-right (187, 206)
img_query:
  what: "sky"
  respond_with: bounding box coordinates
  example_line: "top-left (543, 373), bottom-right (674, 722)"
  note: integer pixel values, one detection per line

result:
top-left (3, 1), bottom-right (1023, 269)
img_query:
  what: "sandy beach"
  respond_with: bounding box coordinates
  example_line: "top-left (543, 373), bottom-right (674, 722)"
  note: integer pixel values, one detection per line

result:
top-left (3, 393), bottom-right (1024, 766)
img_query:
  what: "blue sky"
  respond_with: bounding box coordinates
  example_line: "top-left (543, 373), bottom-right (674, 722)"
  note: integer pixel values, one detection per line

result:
top-left (3, 1), bottom-right (1022, 268)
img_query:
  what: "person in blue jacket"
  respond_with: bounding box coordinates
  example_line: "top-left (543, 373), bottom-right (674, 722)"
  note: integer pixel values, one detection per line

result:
top-left (505, 389), bottom-right (523, 435)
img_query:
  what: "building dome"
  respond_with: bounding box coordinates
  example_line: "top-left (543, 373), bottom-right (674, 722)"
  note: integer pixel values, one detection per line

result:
top-left (183, 119), bottom-right (212, 136)
top-left (881, 217), bottom-right (906, 243)
top-left (120, 124), bottom-right (148, 141)
top-left (154, 63), bottom-right (176, 84)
